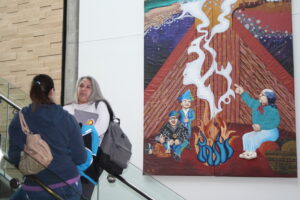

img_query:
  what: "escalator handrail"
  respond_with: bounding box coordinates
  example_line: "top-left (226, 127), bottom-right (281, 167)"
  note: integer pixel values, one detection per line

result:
top-left (1, 153), bottom-right (64, 200)
top-left (115, 174), bottom-right (153, 200)
top-left (0, 94), bottom-right (21, 111)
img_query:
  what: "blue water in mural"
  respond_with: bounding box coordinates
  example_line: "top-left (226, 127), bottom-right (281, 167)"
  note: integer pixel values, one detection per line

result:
top-left (144, 0), bottom-right (199, 13)
top-left (144, 14), bottom-right (194, 88)
top-left (144, 0), bottom-right (178, 13)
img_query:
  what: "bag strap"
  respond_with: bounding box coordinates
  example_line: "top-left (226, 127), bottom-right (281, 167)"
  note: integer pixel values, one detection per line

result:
top-left (95, 99), bottom-right (118, 123)
top-left (19, 111), bottom-right (33, 135)
top-left (17, 111), bottom-right (87, 199)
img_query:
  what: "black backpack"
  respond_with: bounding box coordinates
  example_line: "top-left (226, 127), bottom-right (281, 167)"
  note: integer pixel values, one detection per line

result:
top-left (95, 100), bottom-right (132, 176)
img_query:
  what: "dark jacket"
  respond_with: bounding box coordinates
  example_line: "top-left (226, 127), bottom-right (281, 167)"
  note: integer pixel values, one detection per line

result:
top-left (8, 104), bottom-right (86, 186)
top-left (160, 122), bottom-right (188, 143)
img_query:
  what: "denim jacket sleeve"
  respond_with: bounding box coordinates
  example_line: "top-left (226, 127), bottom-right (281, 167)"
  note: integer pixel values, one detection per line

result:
top-left (8, 112), bottom-right (26, 167)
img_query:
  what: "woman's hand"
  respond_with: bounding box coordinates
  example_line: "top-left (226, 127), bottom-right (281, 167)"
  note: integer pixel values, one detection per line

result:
top-left (252, 124), bottom-right (261, 132)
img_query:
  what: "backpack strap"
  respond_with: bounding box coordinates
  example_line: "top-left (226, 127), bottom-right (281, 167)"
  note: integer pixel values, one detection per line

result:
top-left (19, 111), bottom-right (33, 135)
top-left (95, 100), bottom-right (115, 122)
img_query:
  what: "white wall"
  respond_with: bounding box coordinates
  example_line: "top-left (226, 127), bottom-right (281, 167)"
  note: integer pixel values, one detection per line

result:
top-left (78, 0), bottom-right (300, 199)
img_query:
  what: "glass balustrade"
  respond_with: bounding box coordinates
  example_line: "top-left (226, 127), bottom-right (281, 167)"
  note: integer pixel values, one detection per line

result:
top-left (0, 77), bottom-right (30, 181)
top-left (0, 78), bottom-right (28, 193)
top-left (0, 78), bottom-right (30, 108)
top-left (94, 163), bottom-right (185, 200)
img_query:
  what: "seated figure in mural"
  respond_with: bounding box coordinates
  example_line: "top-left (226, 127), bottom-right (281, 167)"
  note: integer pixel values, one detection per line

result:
top-left (160, 110), bottom-right (189, 161)
top-left (145, 134), bottom-right (173, 158)
top-left (234, 84), bottom-right (280, 160)
top-left (177, 90), bottom-right (195, 143)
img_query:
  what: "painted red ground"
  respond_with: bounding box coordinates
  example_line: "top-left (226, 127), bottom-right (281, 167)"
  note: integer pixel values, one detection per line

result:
top-left (144, 123), bottom-right (296, 177)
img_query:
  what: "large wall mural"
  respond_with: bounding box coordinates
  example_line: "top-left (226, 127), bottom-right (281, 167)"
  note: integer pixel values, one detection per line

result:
top-left (144, 0), bottom-right (297, 177)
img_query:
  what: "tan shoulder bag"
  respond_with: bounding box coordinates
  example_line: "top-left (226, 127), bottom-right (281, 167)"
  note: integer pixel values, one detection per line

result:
top-left (18, 111), bottom-right (53, 175)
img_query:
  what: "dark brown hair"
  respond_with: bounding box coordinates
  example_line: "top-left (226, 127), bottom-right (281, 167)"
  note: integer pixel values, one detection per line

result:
top-left (30, 74), bottom-right (55, 107)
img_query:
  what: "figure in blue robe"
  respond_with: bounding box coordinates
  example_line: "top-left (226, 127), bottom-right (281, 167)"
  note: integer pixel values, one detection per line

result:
top-left (177, 90), bottom-right (195, 139)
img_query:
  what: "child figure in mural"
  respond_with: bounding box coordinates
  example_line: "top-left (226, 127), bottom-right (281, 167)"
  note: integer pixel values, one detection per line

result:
top-left (160, 110), bottom-right (189, 161)
top-left (234, 84), bottom-right (280, 160)
top-left (178, 90), bottom-right (195, 144)
top-left (145, 134), bottom-right (173, 158)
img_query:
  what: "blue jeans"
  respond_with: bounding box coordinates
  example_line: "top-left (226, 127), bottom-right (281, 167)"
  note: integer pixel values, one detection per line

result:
top-left (10, 181), bottom-right (82, 200)
top-left (171, 140), bottom-right (189, 156)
